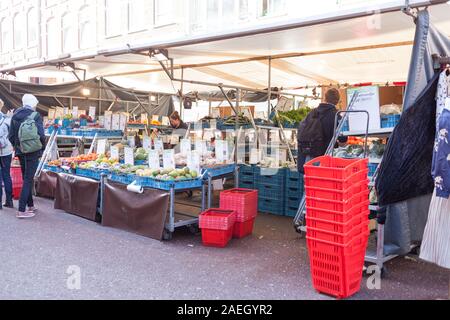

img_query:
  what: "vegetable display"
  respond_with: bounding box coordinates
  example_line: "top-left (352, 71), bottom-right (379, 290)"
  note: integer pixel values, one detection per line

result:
top-left (275, 107), bottom-right (312, 126)
top-left (222, 113), bottom-right (251, 126)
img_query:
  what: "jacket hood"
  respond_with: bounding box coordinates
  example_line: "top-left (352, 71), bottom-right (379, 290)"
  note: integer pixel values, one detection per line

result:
top-left (317, 103), bottom-right (337, 113)
top-left (13, 107), bottom-right (34, 122)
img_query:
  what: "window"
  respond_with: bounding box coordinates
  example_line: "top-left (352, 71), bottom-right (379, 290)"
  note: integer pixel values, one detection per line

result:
top-left (206, 0), bottom-right (237, 29)
top-left (259, 0), bottom-right (287, 17)
top-left (239, 0), bottom-right (249, 20)
top-left (62, 13), bottom-right (77, 53)
top-left (189, 0), bottom-right (206, 33)
top-left (154, 0), bottom-right (175, 26)
top-left (0, 18), bottom-right (11, 53)
top-left (105, 0), bottom-right (122, 37)
top-left (27, 7), bottom-right (38, 47)
top-left (128, 0), bottom-right (146, 32)
top-left (46, 17), bottom-right (59, 57)
top-left (79, 6), bottom-right (95, 49)
top-left (13, 13), bottom-right (25, 50)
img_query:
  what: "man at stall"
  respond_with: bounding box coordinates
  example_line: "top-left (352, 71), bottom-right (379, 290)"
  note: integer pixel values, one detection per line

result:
top-left (297, 88), bottom-right (341, 172)
top-left (8, 94), bottom-right (46, 219)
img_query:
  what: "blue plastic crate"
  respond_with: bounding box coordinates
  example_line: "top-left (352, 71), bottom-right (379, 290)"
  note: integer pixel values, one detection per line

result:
top-left (368, 162), bottom-right (379, 177)
top-left (284, 206), bottom-right (299, 218)
top-left (238, 180), bottom-right (255, 189)
top-left (258, 198), bottom-right (285, 216)
top-left (285, 170), bottom-right (303, 188)
top-left (109, 173), bottom-right (136, 185)
top-left (285, 196), bottom-right (301, 210)
top-left (286, 186), bottom-right (304, 199)
top-left (44, 165), bottom-right (63, 173)
top-left (135, 176), bottom-right (203, 191)
top-left (381, 114), bottom-right (401, 128)
top-left (75, 168), bottom-right (109, 180)
top-left (254, 167), bottom-right (286, 186)
top-left (257, 184), bottom-right (284, 199)
top-left (239, 173), bottom-right (254, 184)
top-left (239, 164), bottom-right (255, 175)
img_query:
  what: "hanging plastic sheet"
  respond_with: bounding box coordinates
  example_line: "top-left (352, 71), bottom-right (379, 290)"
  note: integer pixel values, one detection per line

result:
top-left (377, 10), bottom-right (450, 255)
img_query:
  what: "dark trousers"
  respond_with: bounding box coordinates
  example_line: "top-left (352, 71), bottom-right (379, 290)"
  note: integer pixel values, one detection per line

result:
top-left (0, 154), bottom-right (13, 203)
top-left (18, 155), bottom-right (39, 212)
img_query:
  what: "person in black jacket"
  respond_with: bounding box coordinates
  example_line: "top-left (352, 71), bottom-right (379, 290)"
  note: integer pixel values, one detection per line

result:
top-left (8, 94), bottom-right (46, 219)
top-left (297, 88), bottom-right (340, 172)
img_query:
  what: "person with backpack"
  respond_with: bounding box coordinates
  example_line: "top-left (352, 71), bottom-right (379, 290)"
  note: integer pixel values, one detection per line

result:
top-left (0, 99), bottom-right (14, 209)
top-left (297, 88), bottom-right (341, 173)
top-left (8, 94), bottom-right (46, 219)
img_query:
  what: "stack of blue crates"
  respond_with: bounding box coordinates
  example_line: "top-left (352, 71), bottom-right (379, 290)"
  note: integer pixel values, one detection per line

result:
top-left (255, 167), bottom-right (285, 216)
top-left (381, 114), bottom-right (401, 128)
top-left (238, 165), bottom-right (255, 189)
top-left (284, 169), bottom-right (305, 218)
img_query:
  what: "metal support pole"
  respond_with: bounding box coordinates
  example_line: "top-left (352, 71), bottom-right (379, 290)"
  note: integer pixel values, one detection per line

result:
top-left (99, 78), bottom-right (103, 115)
top-left (169, 187), bottom-right (175, 233)
top-left (208, 174), bottom-right (213, 209)
top-left (100, 174), bottom-right (107, 216)
top-left (268, 57), bottom-right (272, 119)
top-left (180, 68), bottom-right (184, 118)
top-left (201, 183), bottom-right (206, 212)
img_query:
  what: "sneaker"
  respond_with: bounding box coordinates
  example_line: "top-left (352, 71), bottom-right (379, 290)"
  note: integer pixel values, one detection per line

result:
top-left (27, 207), bottom-right (37, 213)
top-left (3, 202), bottom-right (14, 209)
top-left (16, 211), bottom-right (36, 219)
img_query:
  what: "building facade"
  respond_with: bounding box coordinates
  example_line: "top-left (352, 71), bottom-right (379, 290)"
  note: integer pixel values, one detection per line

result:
top-left (0, 0), bottom-right (391, 76)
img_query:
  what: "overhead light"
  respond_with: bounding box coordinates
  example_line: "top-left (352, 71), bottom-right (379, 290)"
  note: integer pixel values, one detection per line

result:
top-left (150, 95), bottom-right (156, 102)
top-left (150, 49), bottom-right (169, 62)
top-left (82, 88), bottom-right (91, 96)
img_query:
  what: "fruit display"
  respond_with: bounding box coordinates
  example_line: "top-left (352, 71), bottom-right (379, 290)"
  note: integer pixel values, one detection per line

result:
top-left (134, 148), bottom-right (148, 161)
top-left (136, 167), bottom-right (199, 181)
top-left (47, 160), bottom-right (62, 167)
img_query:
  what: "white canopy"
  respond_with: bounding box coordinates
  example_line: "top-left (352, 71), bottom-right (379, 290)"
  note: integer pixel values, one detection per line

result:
top-left (10, 1), bottom-right (450, 94)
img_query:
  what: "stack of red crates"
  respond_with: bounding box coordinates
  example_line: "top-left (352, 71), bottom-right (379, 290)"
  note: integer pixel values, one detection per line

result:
top-left (304, 156), bottom-right (370, 299)
top-left (199, 209), bottom-right (237, 248)
top-left (220, 189), bottom-right (258, 239)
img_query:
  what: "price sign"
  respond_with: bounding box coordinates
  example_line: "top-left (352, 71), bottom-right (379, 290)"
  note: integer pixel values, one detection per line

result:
top-left (72, 106), bottom-right (78, 119)
top-left (127, 136), bottom-right (135, 148)
top-left (162, 116), bottom-right (170, 126)
top-left (110, 146), bottom-right (120, 160)
top-left (63, 107), bottom-right (69, 116)
top-left (112, 113), bottom-right (120, 130)
top-left (98, 116), bottom-right (105, 127)
top-left (97, 139), bottom-right (107, 155)
top-left (250, 148), bottom-right (260, 164)
top-left (148, 150), bottom-right (160, 170)
top-left (119, 113), bottom-right (128, 131)
top-left (141, 113), bottom-right (148, 124)
top-left (124, 147), bottom-right (134, 166)
top-left (187, 151), bottom-right (201, 176)
top-left (195, 140), bottom-right (206, 154)
top-left (154, 139), bottom-right (164, 153)
top-left (143, 136), bottom-right (152, 151)
top-left (48, 109), bottom-right (56, 120)
top-left (104, 111), bottom-right (113, 130)
top-left (215, 139), bottom-right (226, 162)
top-left (163, 149), bottom-right (175, 170)
top-left (180, 139), bottom-right (191, 154)
top-left (152, 115), bottom-right (160, 122)
top-left (210, 119), bottom-right (217, 130)
top-left (89, 106), bottom-right (96, 119)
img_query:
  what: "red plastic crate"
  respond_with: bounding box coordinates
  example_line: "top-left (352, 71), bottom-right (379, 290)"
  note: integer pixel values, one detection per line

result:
top-left (307, 210), bottom-right (369, 234)
top-left (304, 156), bottom-right (369, 180)
top-left (306, 201), bottom-right (369, 224)
top-left (220, 188), bottom-right (258, 222)
top-left (307, 220), bottom-right (369, 245)
top-left (305, 180), bottom-right (368, 202)
top-left (201, 228), bottom-right (234, 248)
top-left (306, 190), bottom-right (369, 213)
top-left (233, 218), bottom-right (255, 239)
top-left (199, 209), bottom-right (237, 231)
top-left (307, 231), bottom-right (369, 299)
top-left (304, 170), bottom-right (369, 191)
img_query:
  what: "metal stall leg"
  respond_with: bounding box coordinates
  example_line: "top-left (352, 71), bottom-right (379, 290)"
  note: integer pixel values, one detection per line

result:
top-left (201, 183), bottom-right (206, 213)
top-left (377, 223), bottom-right (386, 275)
top-left (235, 165), bottom-right (239, 189)
top-left (163, 187), bottom-right (175, 241)
top-left (208, 174), bottom-right (213, 209)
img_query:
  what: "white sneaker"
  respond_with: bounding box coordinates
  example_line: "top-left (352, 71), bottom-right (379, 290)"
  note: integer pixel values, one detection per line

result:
top-left (16, 211), bottom-right (36, 219)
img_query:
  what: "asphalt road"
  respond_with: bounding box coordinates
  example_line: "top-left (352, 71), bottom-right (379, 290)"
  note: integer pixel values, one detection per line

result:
top-left (0, 197), bottom-right (448, 300)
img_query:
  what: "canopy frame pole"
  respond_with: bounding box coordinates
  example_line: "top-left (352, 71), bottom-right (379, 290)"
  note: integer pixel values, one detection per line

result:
top-left (218, 85), bottom-right (238, 116)
top-left (268, 57), bottom-right (272, 119)
top-left (180, 67), bottom-right (184, 118)
top-left (54, 96), bottom-right (65, 108)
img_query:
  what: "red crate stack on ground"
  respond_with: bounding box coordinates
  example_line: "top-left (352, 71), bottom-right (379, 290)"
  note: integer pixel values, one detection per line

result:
top-left (11, 166), bottom-right (23, 200)
top-left (220, 189), bottom-right (258, 239)
top-left (304, 156), bottom-right (370, 299)
top-left (199, 209), bottom-right (237, 248)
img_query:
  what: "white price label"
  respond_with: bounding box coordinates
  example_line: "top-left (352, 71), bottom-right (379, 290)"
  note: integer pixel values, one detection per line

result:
top-left (180, 139), bottom-right (191, 154)
top-left (89, 106), bottom-right (96, 119)
top-left (250, 148), bottom-right (260, 164)
top-left (97, 139), bottom-right (107, 155)
top-left (119, 113), bottom-right (128, 131)
top-left (72, 106), bottom-right (78, 118)
top-left (110, 146), bottom-right (120, 160)
top-left (127, 136), bottom-right (135, 148)
top-left (162, 116), bottom-right (170, 126)
top-left (141, 113), bottom-right (148, 124)
top-left (143, 136), bottom-right (152, 151)
top-left (63, 107), bottom-right (69, 115)
top-left (152, 115), bottom-right (160, 122)
top-left (210, 119), bottom-right (217, 130)
top-left (215, 140), bottom-right (226, 162)
top-left (187, 151), bottom-right (201, 176)
top-left (154, 139), bottom-right (164, 153)
top-left (162, 149), bottom-right (175, 170)
top-left (148, 150), bottom-right (160, 170)
top-left (195, 140), bottom-right (207, 154)
top-left (48, 109), bottom-right (56, 120)
top-left (124, 147), bottom-right (134, 165)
